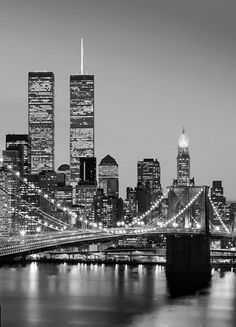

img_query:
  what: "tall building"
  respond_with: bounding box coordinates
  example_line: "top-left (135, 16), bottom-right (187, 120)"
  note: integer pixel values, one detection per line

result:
top-left (6, 134), bottom-right (29, 175)
top-left (70, 41), bottom-right (94, 183)
top-left (99, 155), bottom-right (119, 197)
top-left (137, 158), bottom-right (161, 200)
top-left (28, 71), bottom-right (55, 174)
top-left (177, 128), bottom-right (190, 186)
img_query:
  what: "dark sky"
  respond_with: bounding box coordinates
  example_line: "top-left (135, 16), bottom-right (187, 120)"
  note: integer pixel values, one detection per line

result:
top-left (0, 0), bottom-right (236, 199)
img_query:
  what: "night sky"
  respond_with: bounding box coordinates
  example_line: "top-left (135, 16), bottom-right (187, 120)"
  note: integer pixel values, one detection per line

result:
top-left (0, 0), bottom-right (236, 199)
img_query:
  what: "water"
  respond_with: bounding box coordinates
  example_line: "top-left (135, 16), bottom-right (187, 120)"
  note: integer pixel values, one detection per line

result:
top-left (0, 263), bottom-right (235, 327)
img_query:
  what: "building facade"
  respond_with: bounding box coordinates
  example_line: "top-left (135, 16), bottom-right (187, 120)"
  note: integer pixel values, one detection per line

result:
top-left (177, 128), bottom-right (190, 186)
top-left (28, 72), bottom-right (55, 174)
top-left (70, 74), bottom-right (94, 184)
top-left (98, 155), bottom-right (119, 197)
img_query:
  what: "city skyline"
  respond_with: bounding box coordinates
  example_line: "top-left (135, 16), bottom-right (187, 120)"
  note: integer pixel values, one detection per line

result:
top-left (0, 0), bottom-right (236, 199)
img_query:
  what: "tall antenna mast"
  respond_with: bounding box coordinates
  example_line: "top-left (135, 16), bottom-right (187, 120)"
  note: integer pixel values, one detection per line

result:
top-left (81, 38), bottom-right (84, 75)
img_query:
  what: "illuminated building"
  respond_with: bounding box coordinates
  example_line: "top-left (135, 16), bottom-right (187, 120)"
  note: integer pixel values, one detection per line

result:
top-left (70, 74), bottom-right (94, 183)
top-left (74, 183), bottom-right (96, 223)
top-left (6, 134), bottom-right (29, 175)
top-left (2, 149), bottom-right (21, 172)
top-left (28, 71), bottom-right (55, 174)
top-left (137, 158), bottom-right (161, 203)
top-left (210, 181), bottom-right (230, 226)
top-left (123, 187), bottom-right (138, 223)
top-left (94, 188), bottom-right (119, 227)
top-left (0, 168), bottom-right (13, 236)
top-left (99, 155), bottom-right (118, 197)
top-left (177, 128), bottom-right (190, 186)
top-left (70, 40), bottom-right (94, 183)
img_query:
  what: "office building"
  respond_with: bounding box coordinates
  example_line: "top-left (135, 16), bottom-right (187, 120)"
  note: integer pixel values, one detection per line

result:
top-left (137, 158), bottom-right (161, 202)
top-left (28, 71), bottom-right (55, 174)
top-left (70, 40), bottom-right (94, 183)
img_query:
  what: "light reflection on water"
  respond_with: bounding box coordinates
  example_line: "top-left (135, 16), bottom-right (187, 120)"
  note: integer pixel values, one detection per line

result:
top-left (0, 263), bottom-right (235, 327)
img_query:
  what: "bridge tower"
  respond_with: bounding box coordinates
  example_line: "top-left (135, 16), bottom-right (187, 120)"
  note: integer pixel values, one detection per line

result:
top-left (166, 185), bottom-right (211, 290)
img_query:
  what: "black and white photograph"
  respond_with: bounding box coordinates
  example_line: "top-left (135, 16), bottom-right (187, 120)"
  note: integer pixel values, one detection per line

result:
top-left (0, 0), bottom-right (236, 326)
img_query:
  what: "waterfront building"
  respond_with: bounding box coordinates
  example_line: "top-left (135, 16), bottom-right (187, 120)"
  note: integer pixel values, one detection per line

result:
top-left (28, 71), bottom-right (55, 174)
top-left (6, 134), bottom-right (29, 175)
top-left (177, 128), bottom-right (190, 186)
top-left (98, 155), bottom-right (119, 197)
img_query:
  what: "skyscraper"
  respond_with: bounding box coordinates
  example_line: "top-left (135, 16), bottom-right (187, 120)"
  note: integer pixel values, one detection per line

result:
top-left (28, 71), bottom-right (55, 174)
top-left (177, 128), bottom-right (190, 186)
top-left (98, 155), bottom-right (119, 197)
top-left (70, 40), bottom-right (94, 183)
top-left (137, 158), bottom-right (161, 197)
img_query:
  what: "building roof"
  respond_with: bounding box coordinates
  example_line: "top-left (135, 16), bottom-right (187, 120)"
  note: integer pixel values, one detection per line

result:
top-left (100, 155), bottom-right (118, 166)
top-left (58, 164), bottom-right (70, 171)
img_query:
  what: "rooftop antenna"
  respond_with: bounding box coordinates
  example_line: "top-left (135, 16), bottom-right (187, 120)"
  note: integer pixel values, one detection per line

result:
top-left (81, 38), bottom-right (84, 75)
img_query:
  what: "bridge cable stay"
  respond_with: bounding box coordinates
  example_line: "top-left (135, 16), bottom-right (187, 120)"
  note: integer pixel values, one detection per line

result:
top-left (146, 213), bottom-right (166, 228)
top-left (130, 190), bottom-right (169, 227)
top-left (0, 183), bottom-right (75, 232)
top-left (0, 164), bottom-right (98, 229)
top-left (164, 188), bottom-right (204, 227)
top-left (207, 195), bottom-right (230, 234)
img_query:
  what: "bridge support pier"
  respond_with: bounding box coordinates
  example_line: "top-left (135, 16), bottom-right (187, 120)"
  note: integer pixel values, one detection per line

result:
top-left (166, 234), bottom-right (211, 291)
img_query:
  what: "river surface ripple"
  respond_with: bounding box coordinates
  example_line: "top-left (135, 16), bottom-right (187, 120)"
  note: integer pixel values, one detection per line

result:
top-left (0, 263), bottom-right (235, 327)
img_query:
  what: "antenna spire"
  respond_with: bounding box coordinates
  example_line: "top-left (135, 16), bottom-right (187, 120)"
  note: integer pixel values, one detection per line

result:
top-left (81, 38), bottom-right (84, 75)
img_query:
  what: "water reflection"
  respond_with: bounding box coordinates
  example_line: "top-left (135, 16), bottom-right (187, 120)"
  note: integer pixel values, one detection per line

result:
top-left (0, 263), bottom-right (235, 327)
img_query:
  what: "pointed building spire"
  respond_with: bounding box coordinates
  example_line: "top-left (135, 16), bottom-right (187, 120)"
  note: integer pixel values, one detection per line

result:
top-left (81, 38), bottom-right (84, 75)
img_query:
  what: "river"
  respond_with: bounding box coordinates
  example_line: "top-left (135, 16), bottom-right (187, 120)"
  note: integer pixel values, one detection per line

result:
top-left (0, 263), bottom-right (235, 327)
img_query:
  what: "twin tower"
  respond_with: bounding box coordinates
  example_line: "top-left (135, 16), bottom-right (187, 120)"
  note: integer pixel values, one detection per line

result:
top-left (28, 69), bottom-right (94, 183)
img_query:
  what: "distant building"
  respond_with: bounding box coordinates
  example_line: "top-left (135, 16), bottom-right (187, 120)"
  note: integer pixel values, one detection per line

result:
top-left (210, 181), bottom-right (230, 226)
top-left (123, 187), bottom-right (138, 223)
top-left (94, 188), bottom-right (119, 227)
top-left (2, 149), bottom-right (21, 172)
top-left (137, 158), bottom-right (162, 205)
top-left (57, 164), bottom-right (71, 185)
top-left (99, 155), bottom-right (119, 197)
top-left (28, 71), bottom-right (55, 174)
top-left (177, 128), bottom-right (190, 186)
top-left (6, 134), bottom-right (29, 175)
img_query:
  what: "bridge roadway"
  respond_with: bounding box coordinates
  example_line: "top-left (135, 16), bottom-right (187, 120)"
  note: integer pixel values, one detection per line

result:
top-left (0, 227), bottom-right (235, 259)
